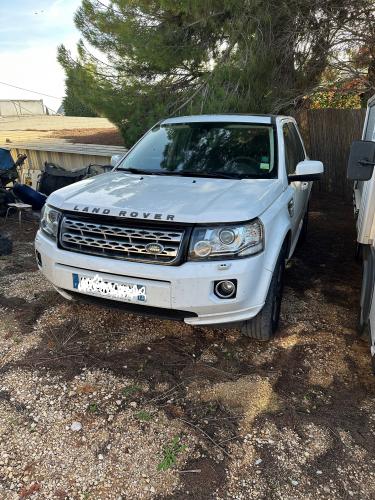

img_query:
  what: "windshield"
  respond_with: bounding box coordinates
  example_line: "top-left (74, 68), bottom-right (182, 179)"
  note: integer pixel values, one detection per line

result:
top-left (117, 122), bottom-right (276, 178)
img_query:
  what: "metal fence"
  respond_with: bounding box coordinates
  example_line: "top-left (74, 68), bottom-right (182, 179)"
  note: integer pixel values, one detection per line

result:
top-left (296, 108), bottom-right (367, 201)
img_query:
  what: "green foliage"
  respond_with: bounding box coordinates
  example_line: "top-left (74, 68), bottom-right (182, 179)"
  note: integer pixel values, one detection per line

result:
top-left (58, 0), bottom-right (373, 145)
top-left (157, 436), bottom-right (186, 471)
top-left (309, 66), bottom-right (363, 109)
top-left (87, 402), bottom-right (99, 413)
top-left (135, 410), bottom-right (153, 422)
top-left (62, 73), bottom-right (98, 117)
top-left (121, 384), bottom-right (141, 397)
top-left (310, 90), bottom-right (362, 109)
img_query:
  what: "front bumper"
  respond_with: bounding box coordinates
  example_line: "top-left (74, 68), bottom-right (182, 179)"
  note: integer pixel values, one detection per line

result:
top-left (35, 230), bottom-right (272, 326)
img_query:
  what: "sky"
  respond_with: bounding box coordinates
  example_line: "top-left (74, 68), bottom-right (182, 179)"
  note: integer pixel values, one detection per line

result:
top-left (0, 0), bottom-right (82, 113)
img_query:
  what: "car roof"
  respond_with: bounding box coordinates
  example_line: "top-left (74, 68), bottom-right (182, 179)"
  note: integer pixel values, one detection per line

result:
top-left (161, 114), bottom-right (288, 125)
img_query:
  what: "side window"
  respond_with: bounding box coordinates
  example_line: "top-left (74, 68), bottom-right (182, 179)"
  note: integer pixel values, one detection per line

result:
top-left (290, 124), bottom-right (305, 163)
top-left (283, 122), bottom-right (305, 175)
top-left (283, 124), bottom-right (297, 175)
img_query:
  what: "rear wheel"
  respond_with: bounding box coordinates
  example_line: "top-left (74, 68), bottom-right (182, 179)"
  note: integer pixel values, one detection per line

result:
top-left (241, 243), bottom-right (287, 341)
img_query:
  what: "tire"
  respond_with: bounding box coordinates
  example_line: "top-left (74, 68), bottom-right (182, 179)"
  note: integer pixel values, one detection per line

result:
top-left (298, 205), bottom-right (309, 245)
top-left (241, 242), bottom-right (287, 341)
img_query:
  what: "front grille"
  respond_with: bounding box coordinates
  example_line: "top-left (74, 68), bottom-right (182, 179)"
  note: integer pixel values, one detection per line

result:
top-left (59, 215), bottom-right (186, 264)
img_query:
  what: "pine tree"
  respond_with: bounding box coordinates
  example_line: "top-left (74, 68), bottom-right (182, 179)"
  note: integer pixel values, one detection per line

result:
top-left (62, 73), bottom-right (98, 116)
top-left (58, 0), bottom-right (374, 147)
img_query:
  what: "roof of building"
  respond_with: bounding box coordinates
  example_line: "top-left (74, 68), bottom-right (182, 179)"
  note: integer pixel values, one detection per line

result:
top-left (0, 115), bottom-right (115, 131)
top-left (0, 115), bottom-right (125, 155)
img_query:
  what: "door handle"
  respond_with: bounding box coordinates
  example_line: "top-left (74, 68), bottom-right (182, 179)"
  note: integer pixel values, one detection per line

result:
top-left (301, 182), bottom-right (309, 191)
top-left (288, 198), bottom-right (295, 217)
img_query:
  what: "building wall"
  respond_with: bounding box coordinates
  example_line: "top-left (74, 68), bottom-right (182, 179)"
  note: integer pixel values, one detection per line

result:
top-left (9, 147), bottom-right (125, 189)
top-left (0, 100), bottom-right (45, 116)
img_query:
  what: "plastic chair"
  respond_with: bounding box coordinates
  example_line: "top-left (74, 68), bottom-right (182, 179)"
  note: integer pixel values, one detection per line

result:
top-left (4, 203), bottom-right (33, 225)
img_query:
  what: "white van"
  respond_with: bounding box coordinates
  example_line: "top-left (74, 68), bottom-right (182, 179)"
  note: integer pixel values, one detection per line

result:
top-left (347, 96), bottom-right (375, 369)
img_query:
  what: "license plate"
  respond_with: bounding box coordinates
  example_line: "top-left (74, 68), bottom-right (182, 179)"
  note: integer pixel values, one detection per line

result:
top-left (72, 273), bottom-right (147, 303)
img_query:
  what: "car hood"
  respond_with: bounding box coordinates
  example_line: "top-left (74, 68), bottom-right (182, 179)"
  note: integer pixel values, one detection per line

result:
top-left (47, 172), bottom-right (283, 223)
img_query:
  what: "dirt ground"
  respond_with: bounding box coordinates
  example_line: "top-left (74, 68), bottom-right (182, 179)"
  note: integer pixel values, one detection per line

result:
top-left (1, 193), bottom-right (375, 499)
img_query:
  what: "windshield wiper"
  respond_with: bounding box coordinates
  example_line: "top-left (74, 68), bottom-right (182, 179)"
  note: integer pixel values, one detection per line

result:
top-left (172, 171), bottom-right (241, 179)
top-left (116, 167), bottom-right (167, 175)
top-left (117, 167), bottom-right (242, 179)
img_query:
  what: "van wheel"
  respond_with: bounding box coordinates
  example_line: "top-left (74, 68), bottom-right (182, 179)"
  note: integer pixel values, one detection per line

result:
top-left (241, 244), bottom-right (286, 341)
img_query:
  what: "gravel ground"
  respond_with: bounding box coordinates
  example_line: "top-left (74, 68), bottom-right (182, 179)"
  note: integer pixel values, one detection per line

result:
top-left (0, 194), bottom-right (375, 499)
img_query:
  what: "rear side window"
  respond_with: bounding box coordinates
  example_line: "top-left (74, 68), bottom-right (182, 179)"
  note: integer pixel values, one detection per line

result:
top-left (283, 122), bottom-right (305, 175)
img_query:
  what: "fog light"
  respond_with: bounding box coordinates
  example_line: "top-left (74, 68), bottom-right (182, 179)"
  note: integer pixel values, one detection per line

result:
top-left (214, 279), bottom-right (237, 299)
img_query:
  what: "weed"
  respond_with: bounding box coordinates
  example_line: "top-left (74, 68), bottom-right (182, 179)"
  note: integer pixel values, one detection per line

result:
top-left (157, 436), bottom-right (186, 471)
top-left (136, 410), bottom-right (152, 422)
top-left (87, 402), bottom-right (99, 413)
top-left (122, 384), bottom-right (141, 397)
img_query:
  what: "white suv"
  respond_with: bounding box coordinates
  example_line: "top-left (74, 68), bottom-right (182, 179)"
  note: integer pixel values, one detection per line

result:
top-left (35, 114), bottom-right (323, 340)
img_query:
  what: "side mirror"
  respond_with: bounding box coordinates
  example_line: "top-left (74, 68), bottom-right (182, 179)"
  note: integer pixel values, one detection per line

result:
top-left (288, 160), bottom-right (324, 182)
top-left (110, 154), bottom-right (123, 167)
top-left (347, 140), bottom-right (375, 181)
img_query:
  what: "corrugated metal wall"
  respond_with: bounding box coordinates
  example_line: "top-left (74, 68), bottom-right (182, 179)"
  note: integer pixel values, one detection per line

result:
top-left (9, 147), bottom-right (121, 188)
top-left (0, 115), bottom-right (126, 188)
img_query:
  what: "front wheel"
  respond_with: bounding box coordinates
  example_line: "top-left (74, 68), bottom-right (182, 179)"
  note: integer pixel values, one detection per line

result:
top-left (241, 243), bottom-right (287, 341)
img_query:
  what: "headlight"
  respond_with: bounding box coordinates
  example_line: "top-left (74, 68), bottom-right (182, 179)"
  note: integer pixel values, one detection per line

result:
top-left (40, 205), bottom-right (61, 239)
top-left (189, 219), bottom-right (264, 260)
